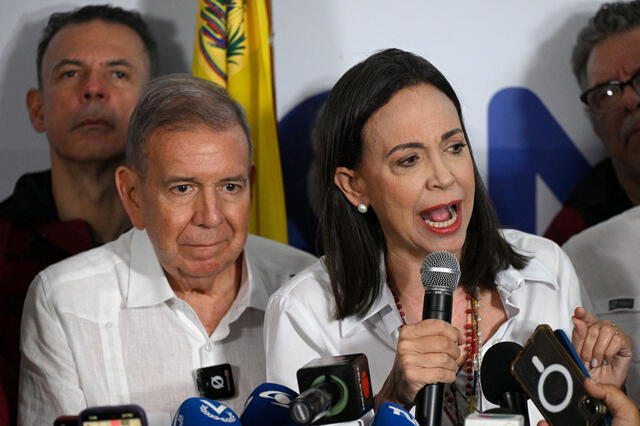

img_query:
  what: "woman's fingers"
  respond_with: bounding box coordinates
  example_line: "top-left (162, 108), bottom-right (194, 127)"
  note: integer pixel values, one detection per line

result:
top-left (571, 308), bottom-right (632, 388)
top-left (381, 319), bottom-right (462, 408)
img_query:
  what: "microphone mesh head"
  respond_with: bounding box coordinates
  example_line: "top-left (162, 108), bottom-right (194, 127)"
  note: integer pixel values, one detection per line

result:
top-left (420, 251), bottom-right (460, 294)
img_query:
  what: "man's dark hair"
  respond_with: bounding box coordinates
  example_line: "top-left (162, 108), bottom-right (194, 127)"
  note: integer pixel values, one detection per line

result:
top-left (36, 4), bottom-right (158, 86)
top-left (315, 48), bottom-right (529, 320)
top-left (573, 0), bottom-right (640, 89)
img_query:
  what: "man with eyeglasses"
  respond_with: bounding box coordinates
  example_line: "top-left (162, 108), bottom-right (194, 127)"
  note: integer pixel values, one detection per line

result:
top-left (553, 0), bottom-right (640, 403)
top-left (545, 1), bottom-right (640, 246)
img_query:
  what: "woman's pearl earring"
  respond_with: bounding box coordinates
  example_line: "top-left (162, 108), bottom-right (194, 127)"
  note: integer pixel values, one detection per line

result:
top-left (357, 204), bottom-right (368, 214)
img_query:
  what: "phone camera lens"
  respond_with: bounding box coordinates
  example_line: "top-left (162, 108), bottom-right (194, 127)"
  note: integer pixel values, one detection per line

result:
top-left (580, 396), bottom-right (608, 417)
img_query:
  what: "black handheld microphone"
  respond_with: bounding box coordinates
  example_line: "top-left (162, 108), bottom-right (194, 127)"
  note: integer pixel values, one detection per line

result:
top-left (290, 353), bottom-right (374, 425)
top-left (480, 342), bottom-right (530, 426)
top-left (414, 251), bottom-right (460, 426)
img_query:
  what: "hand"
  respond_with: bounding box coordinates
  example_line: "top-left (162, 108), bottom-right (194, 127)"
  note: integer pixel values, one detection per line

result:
top-left (571, 307), bottom-right (632, 388)
top-left (374, 319), bottom-right (462, 409)
top-left (584, 378), bottom-right (640, 426)
top-left (537, 378), bottom-right (640, 426)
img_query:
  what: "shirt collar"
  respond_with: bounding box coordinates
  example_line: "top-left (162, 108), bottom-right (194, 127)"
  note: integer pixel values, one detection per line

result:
top-left (217, 251), bottom-right (268, 326)
top-left (338, 251), bottom-right (559, 338)
top-left (205, 249), bottom-right (269, 341)
top-left (339, 261), bottom-right (403, 338)
top-left (125, 230), bottom-right (268, 313)
top-left (125, 229), bottom-right (176, 308)
top-left (496, 255), bottom-right (559, 295)
top-left (494, 254), bottom-right (559, 319)
top-left (243, 250), bottom-right (271, 311)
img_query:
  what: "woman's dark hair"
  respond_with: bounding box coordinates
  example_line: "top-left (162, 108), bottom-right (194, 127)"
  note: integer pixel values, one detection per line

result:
top-left (316, 48), bottom-right (529, 320)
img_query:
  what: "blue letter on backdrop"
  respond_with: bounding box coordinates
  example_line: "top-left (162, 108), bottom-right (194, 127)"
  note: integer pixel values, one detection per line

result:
top-left (488, 88), bottom-right (590, 233)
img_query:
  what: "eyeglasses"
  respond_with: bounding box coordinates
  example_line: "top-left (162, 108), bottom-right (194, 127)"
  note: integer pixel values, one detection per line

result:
top-left (580, 70), bottom-right (640, 113)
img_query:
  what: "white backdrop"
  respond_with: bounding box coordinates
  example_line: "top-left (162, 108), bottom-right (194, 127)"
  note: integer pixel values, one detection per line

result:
top-left (0, 0), bottom-right (609, 234)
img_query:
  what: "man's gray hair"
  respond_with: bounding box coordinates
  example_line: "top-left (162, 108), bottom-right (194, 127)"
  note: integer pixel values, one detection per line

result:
top-left (573, 0), bottom-right (640, 90)
top-left (126, 73), bottom-right (251, 171)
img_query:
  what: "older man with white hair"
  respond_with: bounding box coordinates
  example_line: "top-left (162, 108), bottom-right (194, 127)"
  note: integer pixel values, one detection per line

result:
top-left (19, 74), bottom-right (316, 425)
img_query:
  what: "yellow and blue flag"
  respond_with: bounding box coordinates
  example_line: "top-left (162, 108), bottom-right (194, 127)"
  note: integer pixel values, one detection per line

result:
top-left (192, 0), bottom-right (288, 244)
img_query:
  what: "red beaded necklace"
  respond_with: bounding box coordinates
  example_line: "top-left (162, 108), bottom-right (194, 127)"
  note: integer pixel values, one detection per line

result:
top-left (391, 286), bottom-right (482, 426)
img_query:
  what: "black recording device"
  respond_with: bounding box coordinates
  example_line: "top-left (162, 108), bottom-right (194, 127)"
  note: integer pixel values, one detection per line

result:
top-left (196, 363), bottom-right (236, 400)
top-left (291, 353), bottom-right (374, 424)
top-left (415, 251), bottom-right (460, 426)
top-left (480, 341), bottom-right (530, 426)
top-left (511, 324), bottom-right (609, 426)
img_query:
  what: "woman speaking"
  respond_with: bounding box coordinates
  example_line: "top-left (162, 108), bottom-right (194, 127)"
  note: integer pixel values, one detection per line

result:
top-left (264, 48), bottom-right (631, 425)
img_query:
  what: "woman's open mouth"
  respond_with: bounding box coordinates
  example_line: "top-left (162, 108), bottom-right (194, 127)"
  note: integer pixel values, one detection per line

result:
top-left (420, 201), bottom-right (462, 233)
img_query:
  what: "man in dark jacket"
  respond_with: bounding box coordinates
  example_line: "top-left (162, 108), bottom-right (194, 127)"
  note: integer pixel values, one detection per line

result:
top-left (0, 5), bottom-right (156, 424)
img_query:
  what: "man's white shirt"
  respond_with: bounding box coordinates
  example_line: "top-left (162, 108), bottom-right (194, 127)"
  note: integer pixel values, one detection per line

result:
top-left (564, 205), bottom-right (640, 403)
top-left (18, 228), bottom-right (316, 426)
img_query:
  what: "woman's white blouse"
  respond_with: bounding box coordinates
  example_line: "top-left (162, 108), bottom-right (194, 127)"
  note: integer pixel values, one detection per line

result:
top-left (264, 229), bottom-right (584, 424)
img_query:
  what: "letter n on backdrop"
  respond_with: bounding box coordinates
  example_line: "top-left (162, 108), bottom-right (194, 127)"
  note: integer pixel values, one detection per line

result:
top-left (488, 88), bottom-right (590, 234)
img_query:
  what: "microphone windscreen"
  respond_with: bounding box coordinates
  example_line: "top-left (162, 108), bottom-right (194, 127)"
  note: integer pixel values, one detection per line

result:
top-left (241, 382), bottom-right (299, 426)
top-left (420, 251), bottom-right (460, 293)
top-left (171, 397), bottom-right (241, 425)
top-left (480, 341), bottom-right (525, 404)
top-left (372, 402), bottom-right (418, 425)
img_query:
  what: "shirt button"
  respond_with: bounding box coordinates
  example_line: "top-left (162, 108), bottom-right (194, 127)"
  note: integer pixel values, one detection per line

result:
top-left (106, 322), bottom-right (113, 329)
top-left (205, 344), bottom-right (212, 351)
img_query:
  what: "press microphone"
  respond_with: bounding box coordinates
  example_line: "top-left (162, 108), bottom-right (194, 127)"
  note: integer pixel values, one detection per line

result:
top-left (415, 251), bottom-right (460, 426)
top-left (290, 353), bottom-right (374, 425)
top-left (480, 342), bottom-right (530, 426)
top-left (372, 402), bottom-right (419, 425)
top-left (171, 397), bottom-right (241, 425)
top-left (241, 382), bottom-right (299, 425)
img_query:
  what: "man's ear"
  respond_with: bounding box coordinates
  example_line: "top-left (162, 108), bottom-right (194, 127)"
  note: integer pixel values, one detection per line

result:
top-left (334, 166), bottom-right (369, 209)
top-left (26, 88), bottom-right (45, 133)
top-left (115, 166), bottom-right (145, 230)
